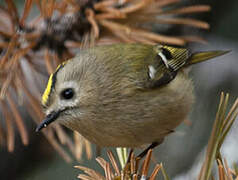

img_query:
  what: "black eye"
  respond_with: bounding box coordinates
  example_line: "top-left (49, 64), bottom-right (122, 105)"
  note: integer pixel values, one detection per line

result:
top-left (61, 88), bottom-right (74, 100)
top-left (161, 48), bottom-right (173, 60)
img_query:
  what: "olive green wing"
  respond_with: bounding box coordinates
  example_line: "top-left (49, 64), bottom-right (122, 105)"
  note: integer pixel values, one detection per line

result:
top-left (129, 45), bottom-right (229, 90)
top-left (137, 45), bottom-right (189, 89)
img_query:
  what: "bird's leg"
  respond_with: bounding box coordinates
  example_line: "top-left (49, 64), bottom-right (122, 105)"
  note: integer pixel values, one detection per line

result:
top-left (136, 141), bottom-right (162, 160)
top-left (96, 145), bottom-right (101, 157)
top-left (125, 148), bottom-right (134, 164)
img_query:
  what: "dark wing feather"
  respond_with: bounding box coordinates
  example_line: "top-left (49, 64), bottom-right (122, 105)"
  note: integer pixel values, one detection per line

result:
top-left (161, 45), bottom-right (189, 71)
top-left (145, 45), bottom-right (189, 89)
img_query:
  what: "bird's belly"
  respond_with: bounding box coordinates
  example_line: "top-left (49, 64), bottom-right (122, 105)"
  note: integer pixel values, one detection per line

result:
top-left (63, 72), bottom-right (194, 147)
top-left (69, 107), bottom-right (188, 147)
top-left (66, 96), bottom-right (193, 147)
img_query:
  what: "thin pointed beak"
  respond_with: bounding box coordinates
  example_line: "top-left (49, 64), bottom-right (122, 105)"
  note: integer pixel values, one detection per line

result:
top-left (36, 110), bottom-right (61, 132)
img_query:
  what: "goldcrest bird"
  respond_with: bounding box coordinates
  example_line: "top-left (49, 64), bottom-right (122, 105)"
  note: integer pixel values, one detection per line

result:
top-left (36, 44), bottom-right (228, 148)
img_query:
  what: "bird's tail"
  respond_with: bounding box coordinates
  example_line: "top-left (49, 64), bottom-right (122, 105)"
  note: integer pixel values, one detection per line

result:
top-left (186, 50), bottom-right (230, 66)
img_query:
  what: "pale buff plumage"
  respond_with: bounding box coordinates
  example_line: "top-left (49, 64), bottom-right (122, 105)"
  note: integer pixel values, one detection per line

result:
top-left (38, 44), bottom-right (228, 147)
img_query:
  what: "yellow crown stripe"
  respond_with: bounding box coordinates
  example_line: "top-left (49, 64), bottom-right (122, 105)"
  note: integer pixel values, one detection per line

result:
top-left (41, 60), bottom-right (69, 106)
top-left (42, 73), bottom-right (53, 106)
top-left (55, 64), bottom-right (62, 71)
